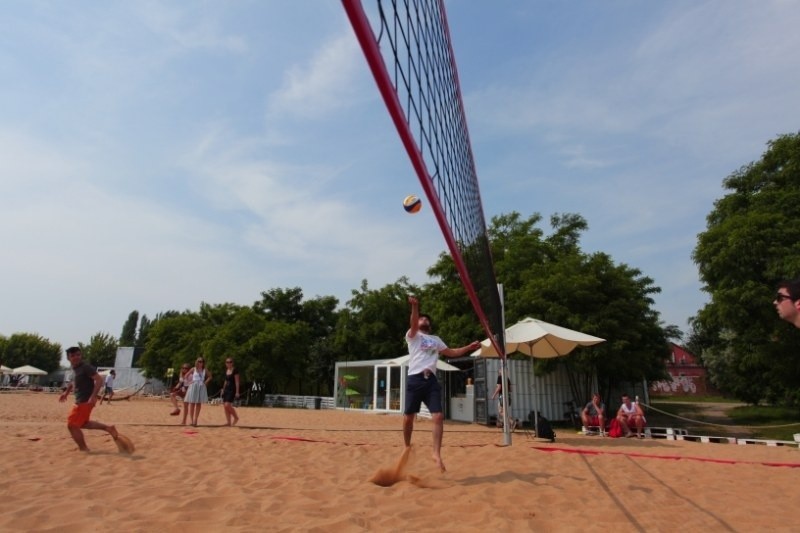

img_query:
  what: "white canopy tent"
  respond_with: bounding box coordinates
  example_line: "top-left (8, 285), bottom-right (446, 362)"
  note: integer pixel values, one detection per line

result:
top-left (333, 355), bottom-right (460, 413)
top-left (10, 365), bottom-right (48, 387)
top-left (12, 365), bottom-right (48, 376)
top-left (0, 365), bottom-right (12, 386)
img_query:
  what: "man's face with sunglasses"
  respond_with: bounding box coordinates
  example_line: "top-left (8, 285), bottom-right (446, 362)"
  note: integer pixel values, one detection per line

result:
top-left (774, 289), bottom-right (800, 325)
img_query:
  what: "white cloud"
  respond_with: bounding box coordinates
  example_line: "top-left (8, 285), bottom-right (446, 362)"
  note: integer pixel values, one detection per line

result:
top-left (4, 1), bottom-right (800, 352)
top-left (135, 2), bottom-right (248, 53)
top-left (267, 32), bottom-right (364, 119)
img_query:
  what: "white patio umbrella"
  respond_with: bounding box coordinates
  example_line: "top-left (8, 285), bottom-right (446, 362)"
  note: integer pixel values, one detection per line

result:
top-left (12, 365), bottom-right (48, 376)
top-left (0, 365), bottom-right (13, 374)
top-left (472, 317), bottom-right (605, 435)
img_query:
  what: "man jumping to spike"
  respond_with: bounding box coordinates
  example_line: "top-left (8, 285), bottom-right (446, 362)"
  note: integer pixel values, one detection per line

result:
top-left (403, 296), bottom-right (481, 472)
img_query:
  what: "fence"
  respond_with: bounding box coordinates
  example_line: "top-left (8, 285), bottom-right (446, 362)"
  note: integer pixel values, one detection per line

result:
top-left (262, 394), bottom-right (335, 409)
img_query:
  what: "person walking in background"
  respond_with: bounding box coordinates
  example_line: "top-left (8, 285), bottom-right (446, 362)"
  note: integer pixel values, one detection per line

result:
top-left (170, 363), bottom-right (191, 421)
top-left (403, 295), bottom-right (481, 473)
top-left (58, 347), bottom-right (119, 451)
top-left (222, 357), bottom-right (241, 426)
top-left (491, 368), bottom-right (515, 430)
top-left (184, 357), bottom-right (211, 427)
top-left (99, 369), bottom-right (116, 405)
top-left (774, 278), bottom-right (800, 329)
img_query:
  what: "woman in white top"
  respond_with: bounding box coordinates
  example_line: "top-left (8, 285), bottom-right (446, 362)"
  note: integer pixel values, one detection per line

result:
top-left (184, 357), bottom-right (212, 427)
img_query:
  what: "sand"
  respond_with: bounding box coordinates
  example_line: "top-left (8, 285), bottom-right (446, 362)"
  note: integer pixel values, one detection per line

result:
top-left (2, 392), bottom-right (799, 532)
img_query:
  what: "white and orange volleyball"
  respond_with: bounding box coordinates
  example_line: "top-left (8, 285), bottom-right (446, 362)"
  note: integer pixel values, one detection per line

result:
top-left (403, 194), bottom-right (422, 213)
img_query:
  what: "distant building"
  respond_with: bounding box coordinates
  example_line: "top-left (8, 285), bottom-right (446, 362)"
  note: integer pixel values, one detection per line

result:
top-left (99, 347), bottom-right (167, 395)
top-left (650, 343), bottom-right (716, 396)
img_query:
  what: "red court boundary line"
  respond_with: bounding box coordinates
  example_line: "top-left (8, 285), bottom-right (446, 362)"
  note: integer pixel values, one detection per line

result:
top-left (261, 435), bottom-right (372, 446)
top-left (532, 445), bottom-right (800, 468)
top-left (254, 435), bottom-right (499, 448)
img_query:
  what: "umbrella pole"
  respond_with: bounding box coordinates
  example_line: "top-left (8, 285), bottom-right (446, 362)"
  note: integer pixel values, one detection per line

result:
top-left (497, 284), bottom-right (511, 446)
top-left (532, 348), bottom-right (538, 437)
top-left (501, 357), bottom-right (511, 446)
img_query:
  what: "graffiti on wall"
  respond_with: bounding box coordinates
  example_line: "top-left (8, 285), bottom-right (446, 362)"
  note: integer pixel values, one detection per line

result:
top-left (651, 374), bottom-right (697, 394)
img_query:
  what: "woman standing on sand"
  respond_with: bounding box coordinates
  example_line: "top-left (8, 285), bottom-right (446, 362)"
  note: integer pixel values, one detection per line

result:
top-left (221, 357), bottom-right (240, 426)
top-left (183, 357), bottom-right (211, 427)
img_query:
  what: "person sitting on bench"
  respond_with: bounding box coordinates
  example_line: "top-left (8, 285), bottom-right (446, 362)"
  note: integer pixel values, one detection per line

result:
top-left (617, 393), bottom-right (646, 438)
top-left (581, 392), bottom-right (606, 435)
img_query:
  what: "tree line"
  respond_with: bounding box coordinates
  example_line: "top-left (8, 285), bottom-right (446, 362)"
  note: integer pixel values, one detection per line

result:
top-left (0, 210), bottom-right (675, 405)
top-left (5, 132), bottom-right (799, 406)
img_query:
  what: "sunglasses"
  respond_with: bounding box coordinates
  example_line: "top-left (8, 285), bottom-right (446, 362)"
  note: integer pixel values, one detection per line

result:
top-left (775, 293), bottom-right (795, 303)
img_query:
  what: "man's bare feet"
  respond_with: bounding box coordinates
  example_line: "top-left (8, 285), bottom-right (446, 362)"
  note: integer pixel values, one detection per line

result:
top-left (232, 418), bottom-right (239, 426)
top-left (432, 454), bottom-right (446, 473)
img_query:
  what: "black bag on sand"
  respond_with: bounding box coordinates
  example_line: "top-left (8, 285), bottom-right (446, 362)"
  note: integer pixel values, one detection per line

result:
top-left (530, 411), bottom-right (556, 442)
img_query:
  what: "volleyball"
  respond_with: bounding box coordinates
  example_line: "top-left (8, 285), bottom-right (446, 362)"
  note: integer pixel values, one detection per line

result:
top-left (403, 195), bottom-right (422, 213)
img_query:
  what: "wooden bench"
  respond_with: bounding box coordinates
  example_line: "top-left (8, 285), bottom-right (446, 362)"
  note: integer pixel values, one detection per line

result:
top-left (647, 427), bottom-right (689, 440)
top-left (676, 434), bottom-right (736, 444)
top-left (736, 438), bottom-right (799, 447)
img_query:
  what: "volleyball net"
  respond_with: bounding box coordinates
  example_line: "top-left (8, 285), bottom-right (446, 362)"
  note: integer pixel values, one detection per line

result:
top-left (342, 0), bottom-right (505, 356)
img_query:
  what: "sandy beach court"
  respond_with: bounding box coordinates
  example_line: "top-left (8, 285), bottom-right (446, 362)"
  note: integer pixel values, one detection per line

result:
top-left (1, 392), bottom-right (798, 532)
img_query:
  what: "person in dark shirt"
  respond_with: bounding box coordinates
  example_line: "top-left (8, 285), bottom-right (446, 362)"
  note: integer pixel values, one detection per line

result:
top-left (58, 347), bottom-right (119, 452)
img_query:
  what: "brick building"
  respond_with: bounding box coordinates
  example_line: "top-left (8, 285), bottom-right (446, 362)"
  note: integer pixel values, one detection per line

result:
top-left (650, 343), bottom-right (716, 397)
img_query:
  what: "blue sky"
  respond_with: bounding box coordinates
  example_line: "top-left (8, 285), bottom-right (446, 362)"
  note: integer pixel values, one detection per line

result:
top-left (2, 1), bottom-right (799, 357)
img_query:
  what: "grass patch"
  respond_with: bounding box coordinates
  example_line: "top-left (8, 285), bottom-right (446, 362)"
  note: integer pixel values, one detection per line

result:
top-left (647, 401), bottom-right (731, 436)
top-left (649, 395), bottom-right (738, 403)
top-left (649, 401), bottom-right (705, 417)
top-left (649, 400), bottom-right (800, 440)
top-left (727, 405), bottom-right (800, 441)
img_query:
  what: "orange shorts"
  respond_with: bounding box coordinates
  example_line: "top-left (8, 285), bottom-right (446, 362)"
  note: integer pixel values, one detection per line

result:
top-left (67, 402), bottom-right (94, 428)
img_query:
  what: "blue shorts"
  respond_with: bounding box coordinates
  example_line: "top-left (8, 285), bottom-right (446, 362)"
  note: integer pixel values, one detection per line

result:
top-left (404, 372), bottom-right (442, 414)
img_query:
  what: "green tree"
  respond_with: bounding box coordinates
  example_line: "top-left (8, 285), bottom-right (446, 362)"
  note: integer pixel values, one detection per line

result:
top-left (78, 332), bottom-right (118, 367)
top-left (0, 333), bottom-right (61, 373)
top-left (425, 211), bottom-right (672, 404)
top-left (342, 279), bottom-right (419, 361)
top-left (692, 132), bottom-right (800, 404)
top-left (253, 288), bottom-right (341, 395)
top-left (136, 314), bottom-right (153, 348)
top-left (139, 312), bottom-right (210, 382)
top-left (0, 335), bottom-right (6, 368)
top-left (202, 307), bottom-right (269, 398)
top-left (119, 310), bottom-right (139, 346)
